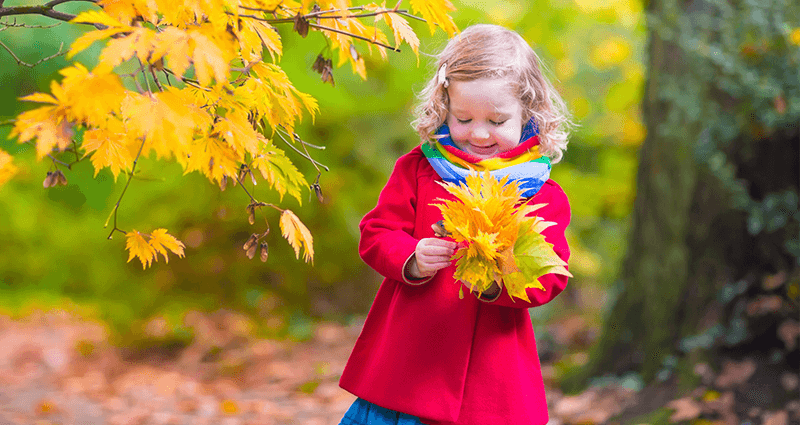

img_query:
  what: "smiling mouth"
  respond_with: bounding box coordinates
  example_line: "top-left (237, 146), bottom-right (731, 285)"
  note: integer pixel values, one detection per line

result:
top-left (469, 144), bottom-right (497, 156)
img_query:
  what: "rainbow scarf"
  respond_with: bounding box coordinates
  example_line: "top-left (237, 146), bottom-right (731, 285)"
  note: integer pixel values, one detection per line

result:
top-left (421, 119), bottom-right (551, 198)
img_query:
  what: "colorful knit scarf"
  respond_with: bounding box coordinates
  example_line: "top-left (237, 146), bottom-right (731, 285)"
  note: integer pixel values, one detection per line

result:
top-left (421, 118), bottom-right (551, 198)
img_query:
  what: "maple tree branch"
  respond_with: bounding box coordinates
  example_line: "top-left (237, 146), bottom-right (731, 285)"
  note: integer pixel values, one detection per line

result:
top-left (0, 0), bottom-right (96, 22)
top-left (0, 39), bottom-right (65, 67)
top-left (107, 139), bottom-right (145, 239)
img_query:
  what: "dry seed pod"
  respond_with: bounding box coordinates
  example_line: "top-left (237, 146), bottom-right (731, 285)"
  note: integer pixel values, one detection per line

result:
top-left (246, 242), bottom-right (257, 259)
top-left (259, 242), bottom-right (268, 262)
top-left (43, 171), bottom-right (56, 188)
top-left (243, 233), bottom-right (258, 251)
top-left (54, 170), bottom-right (67, 186)
top-left (293, 12), bottom-right (309, 37)
top-left (247, 205), bottom-right (255, 225)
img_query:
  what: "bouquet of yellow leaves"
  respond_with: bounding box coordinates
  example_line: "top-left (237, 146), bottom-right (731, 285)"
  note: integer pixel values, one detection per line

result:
top-left (433, 172), bottom-right (572, 302)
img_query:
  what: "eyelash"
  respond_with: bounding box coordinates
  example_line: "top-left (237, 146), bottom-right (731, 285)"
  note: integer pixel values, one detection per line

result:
top-left (456, 119), bottom-right (506, 126)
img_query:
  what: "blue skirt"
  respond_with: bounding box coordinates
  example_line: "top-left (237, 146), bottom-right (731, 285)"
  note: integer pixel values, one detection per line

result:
top-left (339, 398), bottom-right (426, 425)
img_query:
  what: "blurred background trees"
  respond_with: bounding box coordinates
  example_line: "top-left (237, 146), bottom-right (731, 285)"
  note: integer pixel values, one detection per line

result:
top-left (1, 0), bottom-right (648, 342)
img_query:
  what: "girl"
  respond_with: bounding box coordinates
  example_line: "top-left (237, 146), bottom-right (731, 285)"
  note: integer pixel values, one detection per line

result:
top-left (338, 24), bottom-right (572, 425)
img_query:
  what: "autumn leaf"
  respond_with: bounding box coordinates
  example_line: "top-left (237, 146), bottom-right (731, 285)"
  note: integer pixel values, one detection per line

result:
top-left (434, 172), bottom-right (570, 301)
top-left (251, 143), bottom-right (308, 204)
top-left (384, 11), bottom-right (419, 57)
top-left (81, 123), bottom-right (134, 180)
top-left (126, 230), bottom-right (157, 269)
top-left (280, 209), bottom-right (314, 263)
top-left (409, 0), bottom-right (458, 36)
top-left (148, 228), bottom-right (186, 263)
top-left (0, 150), bottom-right (19, 186)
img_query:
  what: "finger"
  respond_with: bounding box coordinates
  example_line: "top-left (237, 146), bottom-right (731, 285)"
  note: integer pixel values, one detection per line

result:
top-left (423, 238), bottom-right (458, 249)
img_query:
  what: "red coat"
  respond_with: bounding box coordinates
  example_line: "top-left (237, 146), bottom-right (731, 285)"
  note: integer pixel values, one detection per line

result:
top-left (339, 146), bottom-right (571, 425)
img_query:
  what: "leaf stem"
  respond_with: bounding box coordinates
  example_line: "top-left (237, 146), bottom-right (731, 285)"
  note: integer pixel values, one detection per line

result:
top-left (274, 126), bottom-right (329, 171)
top-left (107, 138), bottom-right (145, 239)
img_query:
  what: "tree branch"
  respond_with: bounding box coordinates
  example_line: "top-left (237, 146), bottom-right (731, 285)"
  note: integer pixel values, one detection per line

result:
top-left (0, 0), bottom-right (96, 23)
top-left (274, 126), bottom-right (329, 172)
top-left (0, 39), bottom-right (65, 67)
top-left (308, 23), bottom-right (399, 52)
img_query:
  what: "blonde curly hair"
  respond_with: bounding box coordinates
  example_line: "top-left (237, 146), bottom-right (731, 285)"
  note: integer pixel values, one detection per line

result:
top-left (412, 24), bottom-right (572, 163)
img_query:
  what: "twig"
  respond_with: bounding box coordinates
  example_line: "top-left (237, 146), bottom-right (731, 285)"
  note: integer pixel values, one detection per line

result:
top-left (107, 138), bottom-right (146, 239)
top-left (308, 23), bottom-right (399, 52)
top-left (137, 57), bottom-right (152, 93)
top-left (0, 39), bottom-right (65, 67)
top-left (0, 17), bottom-right (61, 28)
top-left (259, 7), bottom-right (422, 23)
top-left (149, 66), bottom-right (164, 92)
top-left (162, 68), bottom-right (208, 91)
top-left (0, 118), bottom-right (14, 127)
top-left (274, 126), bottom-right (329, 171)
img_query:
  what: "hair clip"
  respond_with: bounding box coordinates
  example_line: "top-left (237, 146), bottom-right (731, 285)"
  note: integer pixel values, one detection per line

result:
top-left (437, 63), bottom-right (449, 88)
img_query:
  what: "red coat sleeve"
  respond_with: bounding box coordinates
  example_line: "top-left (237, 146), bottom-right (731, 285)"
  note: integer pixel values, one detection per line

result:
top-left (358, 149), bottom-right (425, 284)
top-left (476, 179), bottom-right (571, 308)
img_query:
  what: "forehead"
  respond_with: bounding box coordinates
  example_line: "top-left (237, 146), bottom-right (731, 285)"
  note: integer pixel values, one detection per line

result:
top-left (448, 78), bottom-right (520, 113)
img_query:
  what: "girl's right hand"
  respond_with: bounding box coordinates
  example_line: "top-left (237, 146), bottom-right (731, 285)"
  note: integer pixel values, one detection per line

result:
top-left (407, 237), bottom-right (457, 279)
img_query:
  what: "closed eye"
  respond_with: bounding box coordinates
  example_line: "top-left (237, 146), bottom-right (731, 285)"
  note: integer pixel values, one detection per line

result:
top-left (490, 120), bottom-right (507, 126)
top-left (456, 118), bottom-right (472, 124)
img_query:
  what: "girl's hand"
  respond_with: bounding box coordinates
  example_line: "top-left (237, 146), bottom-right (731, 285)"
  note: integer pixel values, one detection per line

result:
top-left (406, 238), bottom-right (457, 279)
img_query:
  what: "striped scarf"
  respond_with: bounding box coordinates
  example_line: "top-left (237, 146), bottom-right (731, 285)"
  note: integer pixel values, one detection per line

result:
top-left (421, 119), bottom-right (551, 198)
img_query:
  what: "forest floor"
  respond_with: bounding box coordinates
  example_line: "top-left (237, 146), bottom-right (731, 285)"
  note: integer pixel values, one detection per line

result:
top-left (0, 308), bottom-right (797, 425)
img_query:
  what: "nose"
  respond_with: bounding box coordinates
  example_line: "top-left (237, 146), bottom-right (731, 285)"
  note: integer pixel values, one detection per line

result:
top-left (470, 125), bottom-right (490, 141)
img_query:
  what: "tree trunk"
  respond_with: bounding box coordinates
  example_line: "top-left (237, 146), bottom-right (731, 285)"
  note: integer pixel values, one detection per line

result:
top-left (575, 0), bottom-right (800, 384)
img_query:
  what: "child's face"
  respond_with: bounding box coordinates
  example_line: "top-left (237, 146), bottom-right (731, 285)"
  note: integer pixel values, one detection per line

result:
top-left (445, 78), bottom-right (524, 159)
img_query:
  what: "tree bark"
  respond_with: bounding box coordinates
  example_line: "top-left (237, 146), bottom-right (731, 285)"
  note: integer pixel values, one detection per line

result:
top-left (575, 0), bottom-right (800, 384)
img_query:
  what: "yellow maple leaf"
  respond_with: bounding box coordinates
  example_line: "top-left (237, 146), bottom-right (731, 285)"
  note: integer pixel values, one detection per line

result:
top-left (68, 28), bottom-right (130, 59)
top-left (184, 136), bottom-right (241, 186)
top-left (97, 27), bottom-right (156, 72)
top-left (189, 25), bottom-right (235, 86)
top-left (126, 230), bottom-right (157, 269)
top-left (0, 150), bottom-right (19, 187)
top-left (81, 122), bottom-right (134, 180)
top-left (250, 142), bottom-right (308, 203)
top-left (409, 0), bottom-right (458, 36)
top-left (148, 228), bottom-right (186, 263)
top-left (70, 9), bottom-right (127, 28)
top-left (280, 209), bottom-right (314, 263)
top-left (384, 11), bottom-right (419, 58)
top-left (151, 27), bottom-right (192, 78)
top-left (10, 106), bottom-right (72, 160)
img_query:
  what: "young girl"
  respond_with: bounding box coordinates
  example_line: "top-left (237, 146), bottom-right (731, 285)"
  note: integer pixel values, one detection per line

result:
top-left (338, 24), bottom-right (572, 425)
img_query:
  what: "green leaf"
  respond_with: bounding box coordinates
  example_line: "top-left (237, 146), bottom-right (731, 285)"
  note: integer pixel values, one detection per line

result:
top-left (502, 225), bottom-right (572, 302)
